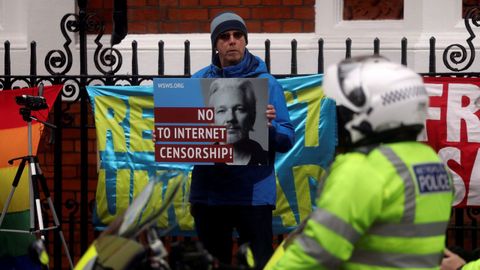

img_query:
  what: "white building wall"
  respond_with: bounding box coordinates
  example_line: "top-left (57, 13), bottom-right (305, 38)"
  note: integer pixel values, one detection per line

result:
top-left (0, 0), bottom-right (477, 77)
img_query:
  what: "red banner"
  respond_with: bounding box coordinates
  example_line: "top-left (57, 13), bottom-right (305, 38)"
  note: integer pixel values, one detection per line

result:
top-left (423, 77), bottom-right (480, 207)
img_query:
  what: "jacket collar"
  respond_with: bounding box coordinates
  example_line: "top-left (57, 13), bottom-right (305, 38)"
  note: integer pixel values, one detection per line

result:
top-left (210, 49), bottom-right (260, 78)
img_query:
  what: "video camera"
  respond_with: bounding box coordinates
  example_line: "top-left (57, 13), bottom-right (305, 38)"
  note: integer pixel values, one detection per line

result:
top-left (15, 95), bottom-right (48, 111)
top-left (15, 83), bottom-right (48, 111)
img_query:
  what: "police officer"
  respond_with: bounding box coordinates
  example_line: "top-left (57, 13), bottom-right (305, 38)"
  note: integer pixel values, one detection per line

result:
top-left (268, 55), bottom-right (454, 269)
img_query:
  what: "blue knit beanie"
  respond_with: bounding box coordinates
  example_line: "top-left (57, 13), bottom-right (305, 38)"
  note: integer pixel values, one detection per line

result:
top-left (210, 12), bottom-right (248, 47)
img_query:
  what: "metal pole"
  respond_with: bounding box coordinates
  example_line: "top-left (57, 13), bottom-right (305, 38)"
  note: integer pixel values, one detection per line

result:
top-left (77, 0), bottom-right (89, 255)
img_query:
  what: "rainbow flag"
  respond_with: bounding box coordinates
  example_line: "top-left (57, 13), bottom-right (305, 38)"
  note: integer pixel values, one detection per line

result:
top-left (0, 85), bottom-right (62, 257)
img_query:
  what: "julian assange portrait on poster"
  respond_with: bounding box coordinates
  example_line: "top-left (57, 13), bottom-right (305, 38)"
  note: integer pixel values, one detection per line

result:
top-left (153, 78), bottom-right (269, 165)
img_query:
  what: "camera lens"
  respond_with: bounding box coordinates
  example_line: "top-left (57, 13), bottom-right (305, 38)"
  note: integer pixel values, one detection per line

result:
top-left (15, 95), bottom-right (27, 105)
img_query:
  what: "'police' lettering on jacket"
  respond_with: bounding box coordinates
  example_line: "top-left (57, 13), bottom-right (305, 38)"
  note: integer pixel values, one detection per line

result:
top-left (413, 163), bottom-right (451, 194)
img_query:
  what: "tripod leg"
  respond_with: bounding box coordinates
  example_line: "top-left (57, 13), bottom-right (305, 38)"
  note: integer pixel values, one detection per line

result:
top-left (30, 159), bottom-right (45, 240)
top-left (35, 159), bottom-right (74, 270)
top-left (0, 158), bottom-right (27, 229)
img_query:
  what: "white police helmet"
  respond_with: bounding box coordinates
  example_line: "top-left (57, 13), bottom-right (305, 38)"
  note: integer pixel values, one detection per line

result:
top-left (322, 55), bottom-right (429, 147)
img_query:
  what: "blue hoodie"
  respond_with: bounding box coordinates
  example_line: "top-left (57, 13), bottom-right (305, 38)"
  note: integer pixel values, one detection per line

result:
top-left (190, 49), bottom-right (294, 206)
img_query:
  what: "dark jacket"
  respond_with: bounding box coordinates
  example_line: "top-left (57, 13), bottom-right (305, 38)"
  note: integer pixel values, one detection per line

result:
top-left (189, 49), bottom-right (294, 205)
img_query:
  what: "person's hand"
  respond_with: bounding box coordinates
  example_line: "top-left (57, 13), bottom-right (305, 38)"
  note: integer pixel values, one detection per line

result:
top-left (441, 248), bottom-right (466, 270)
top-left (152, 130), bottom-right (156, 142)
top-left (266, 104), bottom-right (276, 127)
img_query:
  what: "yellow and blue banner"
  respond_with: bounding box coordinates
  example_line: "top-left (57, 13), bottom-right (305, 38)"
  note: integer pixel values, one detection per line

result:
top-left (87, 74), bottom-right (336, 235)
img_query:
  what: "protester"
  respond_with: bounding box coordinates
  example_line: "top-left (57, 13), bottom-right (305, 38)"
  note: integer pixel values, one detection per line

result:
top-left (268, 55), bottom-right (453, 269)
top-left (207, 78), bottom-right (268, 165)
top-left (189, 11), bottom-right (294, 270)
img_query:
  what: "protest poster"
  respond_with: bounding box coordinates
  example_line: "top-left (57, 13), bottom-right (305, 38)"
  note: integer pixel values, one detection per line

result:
top-left (153, 78), bottom-right (269, 165)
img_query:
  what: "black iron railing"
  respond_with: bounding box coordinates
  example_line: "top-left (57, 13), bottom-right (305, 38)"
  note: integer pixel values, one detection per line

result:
top-left (1, 2), bottom-right (480, 269)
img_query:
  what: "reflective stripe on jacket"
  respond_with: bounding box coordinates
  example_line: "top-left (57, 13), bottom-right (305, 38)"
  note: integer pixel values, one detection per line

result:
top-left (271, 141), bottom-right (453, 270)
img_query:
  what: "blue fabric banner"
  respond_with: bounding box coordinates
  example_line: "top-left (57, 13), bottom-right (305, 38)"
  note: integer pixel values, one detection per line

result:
top-left (87, 74), bottom-right (337, 235)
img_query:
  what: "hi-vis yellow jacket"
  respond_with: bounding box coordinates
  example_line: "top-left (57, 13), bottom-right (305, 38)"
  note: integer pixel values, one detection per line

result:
top-left (462, 259), bottom-right (480, 270)
top-left (269, 142), bottom-right (453, 270)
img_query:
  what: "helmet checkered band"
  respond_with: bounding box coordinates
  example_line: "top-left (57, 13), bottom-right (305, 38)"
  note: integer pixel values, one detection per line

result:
top-left (381, 86), bottom-right (426, 106)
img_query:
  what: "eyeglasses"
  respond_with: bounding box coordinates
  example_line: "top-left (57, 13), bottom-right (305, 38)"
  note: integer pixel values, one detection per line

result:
top-left (218, 31), bottom-right (244, 41)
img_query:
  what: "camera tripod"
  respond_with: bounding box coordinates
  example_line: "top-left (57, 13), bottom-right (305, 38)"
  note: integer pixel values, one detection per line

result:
top-left (0, 104), bottom-right (74, 269)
